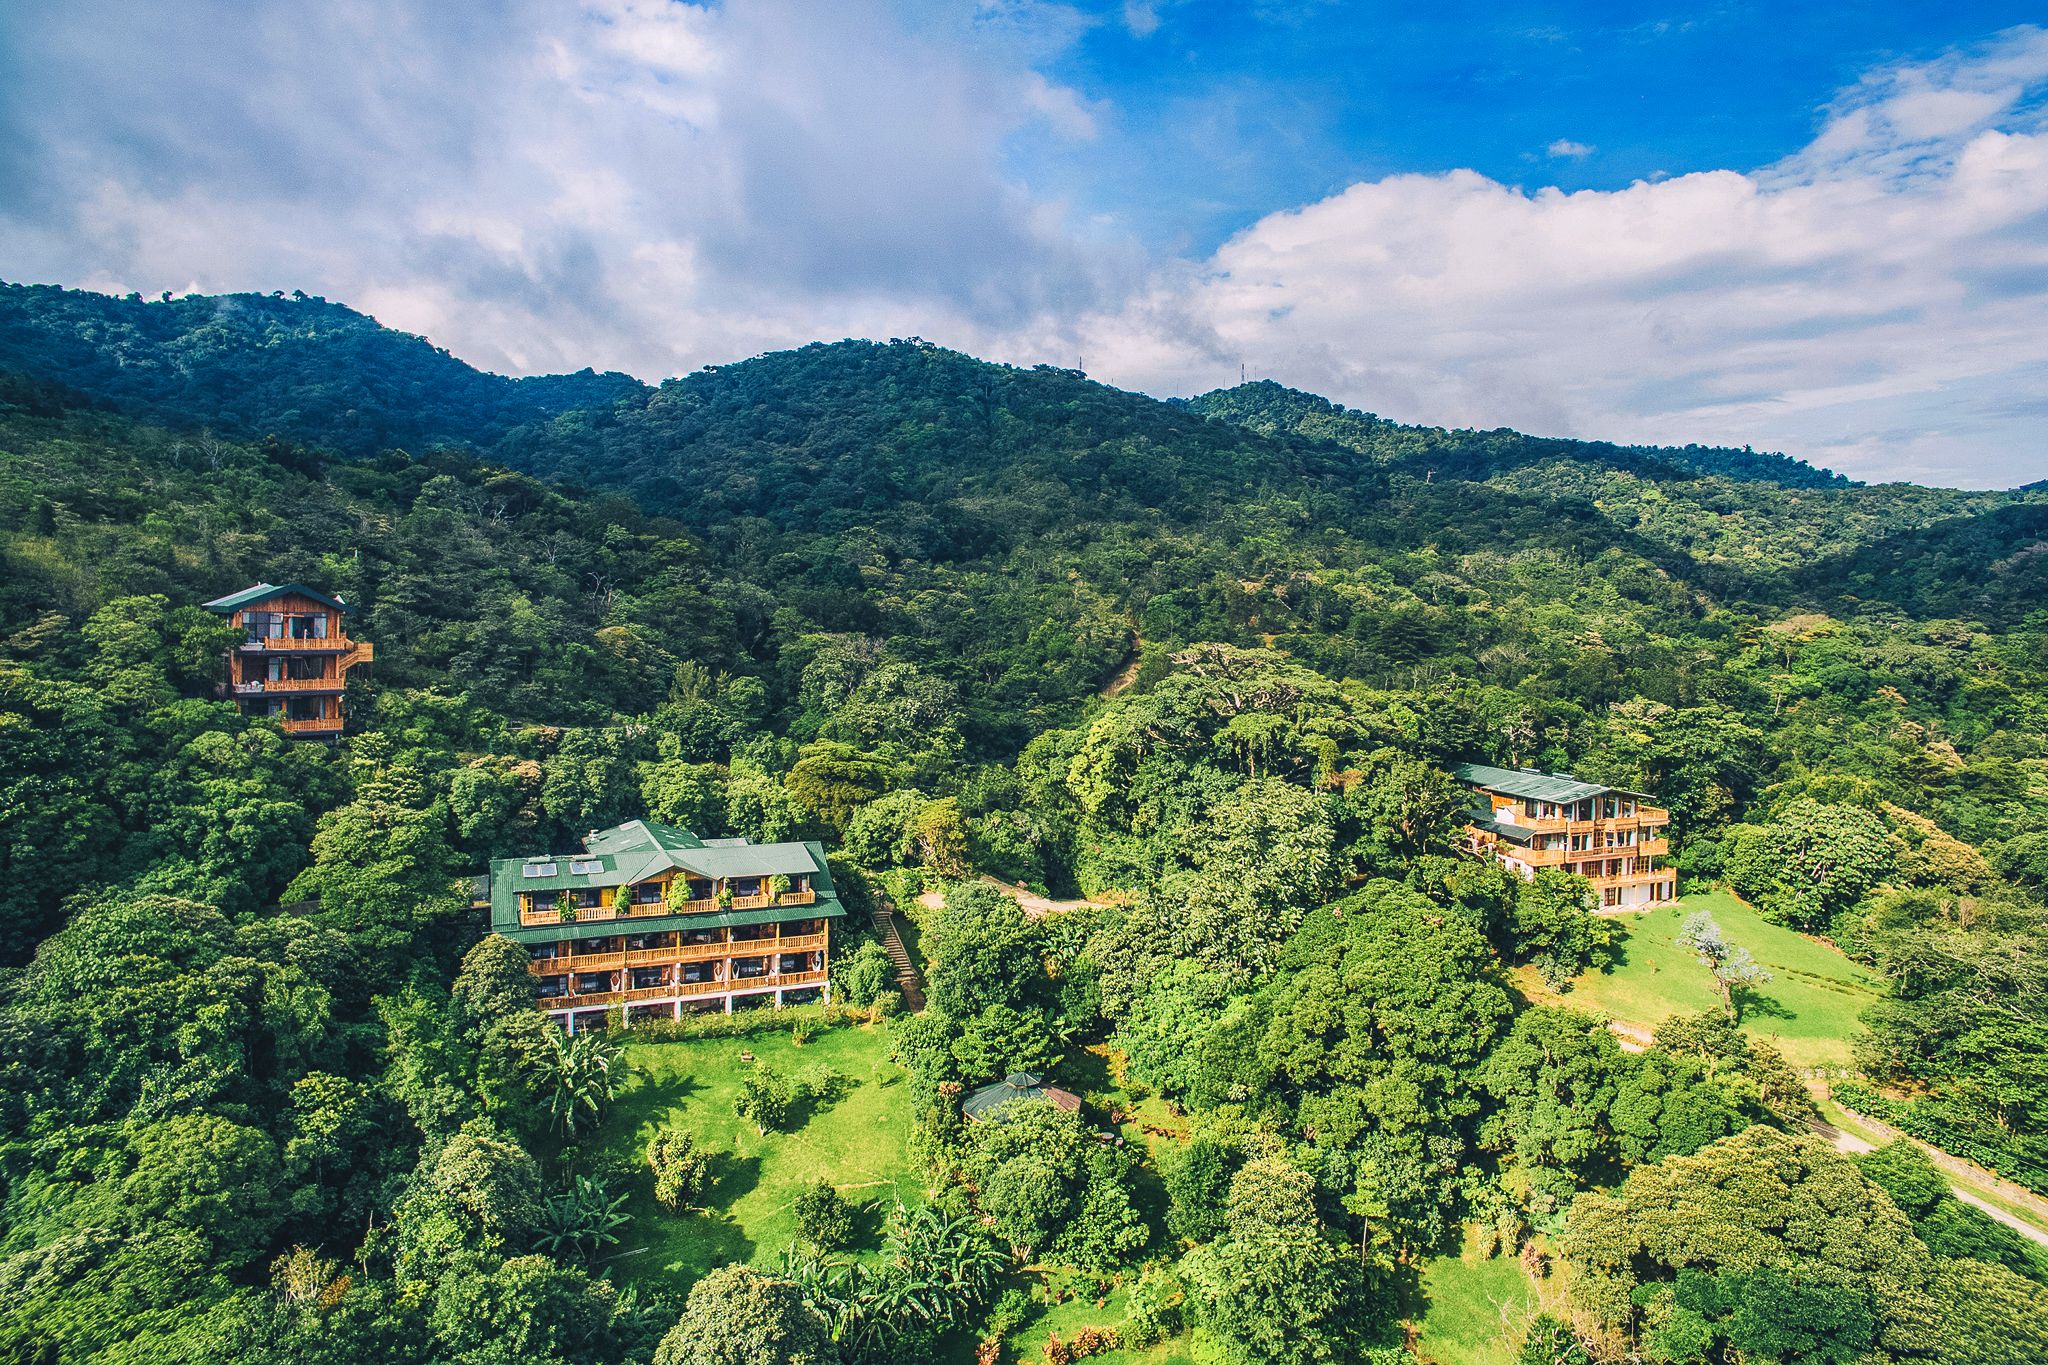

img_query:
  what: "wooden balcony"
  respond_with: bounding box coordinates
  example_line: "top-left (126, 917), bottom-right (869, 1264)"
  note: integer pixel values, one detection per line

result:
top-left (519, 902), bottom-right (618, 927)
top-left (529, 949), bottom-right (625, 975)
top-left (240, 635), bottom-right (354, 652)
top-left (1511, 810), bottom-right (1672, 835)
top-left (1506, 837), bottom-right (1670, 868)
top-left (537, 931), bottom-right (827, 976)
top-left (543, 969), bottom-right (828, 1012)
top-left (236, 674), bottom-right (343, 695)
top-left (280, 715), bottom-right (342, 735)
top-left (1591, 869), bottom-right (1675, 888)
top-left (729, 889), bottom-right (817, 910)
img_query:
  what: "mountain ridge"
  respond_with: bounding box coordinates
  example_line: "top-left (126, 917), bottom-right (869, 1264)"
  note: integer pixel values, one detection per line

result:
top-left (0, 281), bottom-right (1854, 492)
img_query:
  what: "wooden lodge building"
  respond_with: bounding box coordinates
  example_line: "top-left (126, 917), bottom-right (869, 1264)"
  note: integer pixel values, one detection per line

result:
top-left (202, 583), bottom-right (373, 738)
top-left (482, 819), bottom-right (843, 1032)
top-left (1453, 763), bottom-right (1676, 909)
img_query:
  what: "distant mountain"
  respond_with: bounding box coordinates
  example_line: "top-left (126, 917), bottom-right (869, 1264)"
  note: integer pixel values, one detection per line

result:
top-left (7, 282), bottom-right (2047, 625)
top-left (0, 281), bottom-right (645, 455)
top-left (1182, 380), bottom-right (1849, 488)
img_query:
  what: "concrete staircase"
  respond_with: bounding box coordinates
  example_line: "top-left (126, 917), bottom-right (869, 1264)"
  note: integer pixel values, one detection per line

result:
top-left (876, 905), bottom-right (926, 1012)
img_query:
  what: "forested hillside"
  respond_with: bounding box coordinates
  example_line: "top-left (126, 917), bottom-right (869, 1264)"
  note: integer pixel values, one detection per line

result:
top-left (2, 284), bottom-right (2047, 1365)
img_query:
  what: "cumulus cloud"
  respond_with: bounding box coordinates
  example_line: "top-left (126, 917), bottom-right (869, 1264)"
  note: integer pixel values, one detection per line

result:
top-left (1546, 138), bottom-right (1596, 159)
top-left (0, 0), bottom-right (1132, 377)
top-left (1076, 25), bottom-right (2048, 486)
top-left (0, 6), bottom-right (2045, 486)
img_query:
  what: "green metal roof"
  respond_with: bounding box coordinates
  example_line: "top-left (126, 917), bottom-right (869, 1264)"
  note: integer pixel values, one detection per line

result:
top-left (961, 1072), bottom-right (1082, 1121)
top-left (202, 582), bottom-right (353, 614)
top-left (1451, 762), bottom-right (1629, 804)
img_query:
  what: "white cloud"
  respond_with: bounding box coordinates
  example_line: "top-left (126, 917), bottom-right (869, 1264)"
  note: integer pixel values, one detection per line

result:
top-left (0, 0), bottom-right (1131, 378)
top-left (1071, 26), bottom-right (2048, 487)
top-left (1546, 138), bottom-right (1596, 159)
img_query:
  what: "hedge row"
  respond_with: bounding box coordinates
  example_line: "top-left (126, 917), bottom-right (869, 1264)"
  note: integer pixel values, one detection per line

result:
top-left (1833, 1084), bottom-right (2048, 1195)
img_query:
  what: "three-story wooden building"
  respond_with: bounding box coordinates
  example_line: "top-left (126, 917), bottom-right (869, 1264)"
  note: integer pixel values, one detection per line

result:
top-left (203, 583), bottom-right (374, 738)
top-left (482, 819), bottom-right (843, 1032)
top-left (1454, 763), bottom-right (1676, 909)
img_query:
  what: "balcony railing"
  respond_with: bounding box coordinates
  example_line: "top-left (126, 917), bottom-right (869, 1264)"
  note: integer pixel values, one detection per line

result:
top-left (1505, 837), bottom-right (1670, 868)
top-left (236, 674), bottom-right (342, 695)
top-left (543, 969), bottom-right (828, 1012)
top-left (240, 634), bottom-right (353, 651)
top-left (520, 886), bottom-right (818, 925)
top-left (1506, 810), bottom-right (1672, 834)
top-left (533, 931), bottom-right (828, 976)
top-left (280, 715), bottom-right (342, 735)
top-left (520, 902), bottom-right (618, 927)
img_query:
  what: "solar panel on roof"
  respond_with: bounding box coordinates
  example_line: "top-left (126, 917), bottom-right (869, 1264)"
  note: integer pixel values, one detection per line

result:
top-left (522, 861), bottom-right (558, 878)
top-left (568, 858), bottom-right (602, 875)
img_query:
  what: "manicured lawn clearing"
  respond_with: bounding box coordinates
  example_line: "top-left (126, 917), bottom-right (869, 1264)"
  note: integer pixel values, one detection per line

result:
top-left (596, 1021), bottom-right (920, 1295)
top-left (1414, 1251), bottom-right (1541, 1365)
top-left (1540, 888), bottom-right (1879, 1067)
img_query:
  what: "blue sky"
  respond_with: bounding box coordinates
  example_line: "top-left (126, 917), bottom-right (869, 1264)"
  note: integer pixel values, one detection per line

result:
top-left (1022, 3), bottom-right (2044, 244)
top-left (2, 2), bottom-right (2046, 486)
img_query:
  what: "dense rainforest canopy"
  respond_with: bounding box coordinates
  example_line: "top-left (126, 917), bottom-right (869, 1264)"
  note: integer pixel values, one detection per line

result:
top-left (2, 281), bottom-right (2047, 1364)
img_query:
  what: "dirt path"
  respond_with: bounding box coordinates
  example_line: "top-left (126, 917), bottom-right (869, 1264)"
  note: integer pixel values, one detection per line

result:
top-left (917, 875), bottom-right (1113, 920)
top-left (1099, 630), bottom-right (1143, 698)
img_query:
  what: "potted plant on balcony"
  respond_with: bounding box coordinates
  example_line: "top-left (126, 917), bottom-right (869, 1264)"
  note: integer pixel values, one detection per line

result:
top-left (715, 880), bottom-right (735, 911)
top-left (611, 883), bottom-right (633, 915)
top-left (557, 890), bottom-right (576, 924)
top-left (665, 878), bottom-right (692, 913)
top-left (769, 873), bottom-right (792, 904)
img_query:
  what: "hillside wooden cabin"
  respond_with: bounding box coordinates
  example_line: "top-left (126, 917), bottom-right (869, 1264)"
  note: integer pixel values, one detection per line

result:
top-left (481, 819), bottom-right (844, 1032)
top-left (202, 582), bottom-right (374, 738)
top-left (1453, 762), bottom-right (1676, 909)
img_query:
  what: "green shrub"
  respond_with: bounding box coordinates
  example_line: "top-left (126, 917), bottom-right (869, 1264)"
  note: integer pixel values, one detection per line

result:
top-left (792, 1181), bottom-right (857, 1249)
top-left (648, 1127), bottom-right (713, 1211)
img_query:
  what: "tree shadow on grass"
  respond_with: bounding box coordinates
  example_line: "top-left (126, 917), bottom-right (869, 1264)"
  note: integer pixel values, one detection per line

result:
top-left (624, 1072), bottom-right (705, 1120)
top-left (1733, 987), bottom-right (1794, 1022)
top-left (845, 1196), bottom-right (890, 1250)
top-left (706, 1149), bottom-right (763, 1207)
top-left (645, 1206), bottom-right (755, 1289)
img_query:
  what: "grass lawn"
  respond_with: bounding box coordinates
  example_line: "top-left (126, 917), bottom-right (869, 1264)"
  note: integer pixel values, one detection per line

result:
top-left (1413, 1249), bottom-right (1543, 1365)
top-left (596, 1020), bottom-right (921, 1295)
top-left (1532, 888), bottom-right (1880, 1067)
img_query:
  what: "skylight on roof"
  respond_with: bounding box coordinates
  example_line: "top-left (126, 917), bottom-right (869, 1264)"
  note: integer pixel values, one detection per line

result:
top-left (568, 858), bottom-right (602, 875)
top-left (522, 861), bottom-right (558, 878)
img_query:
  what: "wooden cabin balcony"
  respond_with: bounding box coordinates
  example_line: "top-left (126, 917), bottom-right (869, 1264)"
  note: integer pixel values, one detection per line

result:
top-left (240, 634), bottom-right (355, 652)
top-left (519, 901), bottom-right (618, 926)
top-left (235, 675), bottom-right (344, 695)
top-left (1502, 836), bottom-right (1669, 868)
top-left (728, 889), bottom-right (817, 910)
top-left (532, 932), bottom-right (826, 976)
top-left (1499, 810), bottom-right (1671, 836)
top-left (1590, 869), bottom-right (1674, 888)
top-left (544, 969), bottom-right (828, 1012)
top-left (279, 715), bottom-right (343, 736)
